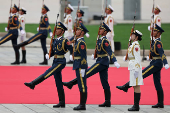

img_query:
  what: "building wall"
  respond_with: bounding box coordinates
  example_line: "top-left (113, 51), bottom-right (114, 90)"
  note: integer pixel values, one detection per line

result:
top-left (0, 0), bottom-right (170, 23)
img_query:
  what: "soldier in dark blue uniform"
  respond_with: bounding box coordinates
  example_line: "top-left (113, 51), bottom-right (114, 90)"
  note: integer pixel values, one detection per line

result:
top-left (24, 22), bottom-right (73, 108)
top-left (63, 22), bottom-right (120, 107)
top-left (1, 4), bottom-right (25, 65)
top-left (71, 23), bottom-right (88, 110)
top-left (116, 24), bottom-right (169, 108)
top-left (15, 5), bottom-right (52, 65)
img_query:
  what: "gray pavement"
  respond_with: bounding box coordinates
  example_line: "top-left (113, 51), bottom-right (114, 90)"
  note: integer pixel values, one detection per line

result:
top-left (1, 39), bottom-right (170, 113)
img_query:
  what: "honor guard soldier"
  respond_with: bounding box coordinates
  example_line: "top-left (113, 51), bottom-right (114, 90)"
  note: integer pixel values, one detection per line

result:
top-left (1, 4), bottom-right (25, 65)
top-left (117, 24), bottom-right (169, 108)
top-left (15, 4), bottom-right (52, 65)
top-left (148, 5), bottom-right (162, 39)
top-left (105, 5), bottom-right (115, 64)
top-left (63, 22), bottom-right (120, 107)
top-left (24, 22), bottom-right (73, 108)
top-left (123, 30), bottom-right (143, 111)
top-left (70, 23), bottom-right (88, 110)
top-left (64, 4), bottom-right (74, 64)
top-left (18, 7), bottom-right (27, 63)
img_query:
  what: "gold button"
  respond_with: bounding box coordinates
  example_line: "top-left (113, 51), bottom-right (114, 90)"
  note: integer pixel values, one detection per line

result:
top-left (55, 51), bottom-right (56, 52)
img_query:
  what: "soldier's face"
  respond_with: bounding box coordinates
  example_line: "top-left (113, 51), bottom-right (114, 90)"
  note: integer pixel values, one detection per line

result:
top-left (77, 12), bottom-right (81, 17)
top-left (154, 9), bottom-right (159, 14)
top-left (99, 28), bottom-right (105, 35)
top-left (56, 28), bottom-right (63, 36)
top-left (131, 34), bottom-right (136, 41)
top-left (19, 11), bottom-right (23, 15)
top-left (11, 8), bottom-right (16, 13)
top-left (153, 30), bottom-right (159, 37)
top-left (42, 8), bottom-right (46, 14)
top-left (76, 29), bottom-right (82, 36)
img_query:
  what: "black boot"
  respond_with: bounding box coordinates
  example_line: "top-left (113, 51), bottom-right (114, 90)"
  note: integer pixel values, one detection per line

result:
top-left (152, 90), bottom-right (164, 108)
top-left (63, 78), bottom-right (78, 89)
top-left (15, 41), bottom-right (28, 49)
top-left (99, 89), bottom-right (111, 107)
top-left (24, 74), bottom-right (45, 90)
top-left (39, 52), bottom-right (48, 65)
top-left (73, 92), bottom-right (87, 110)
top-left (20, 50), bottom-right (27, 63)
top-left (128, 92), bottom-right (141, 111)
top-left (53, 89), bottom-right (65, 108)
top-left (11, 51), bottom-right (20, 65)
top-left (116, 82), bottom-right (132, 92)
top-left (109, 57), bottom-right (114, 64)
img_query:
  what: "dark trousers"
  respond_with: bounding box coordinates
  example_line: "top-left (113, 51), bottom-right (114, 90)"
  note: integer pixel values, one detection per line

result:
top-left (42, 63), bottom-right (66, 90)
top-left (75, 68), bottom-right (87, 93)
top-left (86, 63), bottom-right (110, 90)
top-left (27, 33), bottom-right (47, 53)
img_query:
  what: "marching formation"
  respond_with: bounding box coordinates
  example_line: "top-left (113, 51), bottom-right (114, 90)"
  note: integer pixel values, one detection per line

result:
top-left (0, 0), bottom-right (169, 112)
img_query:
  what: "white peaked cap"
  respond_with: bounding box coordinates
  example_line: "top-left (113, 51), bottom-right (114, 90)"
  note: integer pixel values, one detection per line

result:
top-left (135, 30), bottom-right (143, 36)
top-left (155, 5), bottom-right (161, 12)
top-left (68, 4), bottom-right (74, 11)
top-left (108, 5), bottom-right (114, 12)
top-left (21, 7), bottom-right (26, 11)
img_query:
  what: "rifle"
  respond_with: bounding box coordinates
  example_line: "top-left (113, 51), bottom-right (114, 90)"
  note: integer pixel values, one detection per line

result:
top-left (49, 14), bottom-right (59, 58)
top-left (124, 3), bottom-right (137, 61)
top-left (64, 0), bottom-right (67, 19)
top-left (7, 0), bottom-right (12, 30)
top-left (18, 0), bottom-right (20, 14)
top-left (149, 0), bottom-right (154, 59)
top-left (39, 0), bottom-right (44, 30)
top-left (94, 0), bottom-right (104, 58)
top-left (72, 0), bottom-right (80, 60)
top-left (105, 0), bottom-right (107, 18)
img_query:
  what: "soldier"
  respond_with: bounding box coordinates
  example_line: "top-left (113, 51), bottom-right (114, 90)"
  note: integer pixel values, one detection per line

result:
top-left (63, 22), bottom-right (120, 107)
top-left (148, 5), bottom-right (162, 39)
top-left (1, 4), bottom-right (25, 65)
top-left (24, 22), bottom-right (73, 108)
top-left (64, 4), bottom-right (74, 64)
top-left (15, 5), bottom-right (52, 65)
top-left (70, 23), bottom-right (88, 110)
top-left (117, 24), bottom-right (169, 108)
top-left (123, 30), bottom-right (143, 111)
top-left (18, 7), bottom-right (27, 63)
top-left (105, 5), bottom-right (115, 64)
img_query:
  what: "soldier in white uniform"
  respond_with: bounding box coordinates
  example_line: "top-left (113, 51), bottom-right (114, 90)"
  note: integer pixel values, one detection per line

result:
top-left (64, 4), bottom-right (74, 64)
top-left (123, 30), bottom-right (143, 111)
top-left (148, 5), bottom-right (162, 39)
top-left (105, 5), bottom-right (115, 64)
top-left (18, 7), bottom-right (27, 63)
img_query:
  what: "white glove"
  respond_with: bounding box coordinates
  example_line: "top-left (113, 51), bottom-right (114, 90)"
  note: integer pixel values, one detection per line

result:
top-left (134, 71), bottom-right (139, 78)
top-left (146, 56), bottom-right (150, 61)
top-left (123, 56), bottom-right (128, 62)
top-left (21, 30), bottom-right (25, 36)
top-left (80, 69), bottom-right (85, 77)
top-left (50, 32), bottom-right (53, 38)
top-left (5, 27), bottom-right (8, 32)
top-left (91, 54), bottom-right (95, 60)
top-left (70, 55), bottom-right (73, 61)
top-left (165, 64), bottom-right (169, 70)
top-left (37, 27), bottom-right (39, 32)
top-left (45, 54), bottom-right (49, 60)
top-left (148, 26), bottom-right (151, 31)
top-left (114, 62), bottom-right (120, 68)
top-left (85, 33), bottom-right (90, 38)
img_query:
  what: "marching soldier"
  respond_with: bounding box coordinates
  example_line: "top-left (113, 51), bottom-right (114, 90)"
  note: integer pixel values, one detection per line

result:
top-left (105, 5), bottom-right (115, 64)
top-left (71, 23), bottom-right (88, 110)
top-left (15, 5), bottom-right (52, 65)
top-left (117, 24), bottom-right (169, 108)
top-left (64, 4), bottom-right (74, 64)
top-left (1, 4), bottom-right (25, 65)
top-left (123, 30), bottom-right (143, 111)
top-left (148, 5), bottom-right (162, 39)
top-left (63, 22), bottom-right (120, 107)
top-left (24, 22), bottom-right (73, 108)
top-left (18, 7), bottom-right (27, 63)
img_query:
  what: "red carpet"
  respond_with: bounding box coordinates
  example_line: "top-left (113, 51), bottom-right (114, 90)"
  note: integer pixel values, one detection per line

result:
top-left (0, 66), bottom-right (170, 105)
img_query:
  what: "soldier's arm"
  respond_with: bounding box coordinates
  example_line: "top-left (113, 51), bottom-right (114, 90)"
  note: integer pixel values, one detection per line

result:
top-left (108, 17), bottom-right (114, 36)
top-left (14, 16), bottom-right (23, 30)
top-left (133, 44), bottom-right (141, 71)
top-left (156, 17), bottom-right (161, 27)
top-left (44, 16), bottom-right (52, 33)
top-left (65, 39), bottom-right (73, 54)
top-left (20, 17), bottom-right (25, 30)
top-left (156, 41), bottom-right (168, 65)
top-left (67, 17), bottom-right (73, 32)
top-left (50, 40), bottom-right (55, 57)
top-left (79, 41), bottom-right (87, 69)
top-left (103, 39), bottom-right (117, 63)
